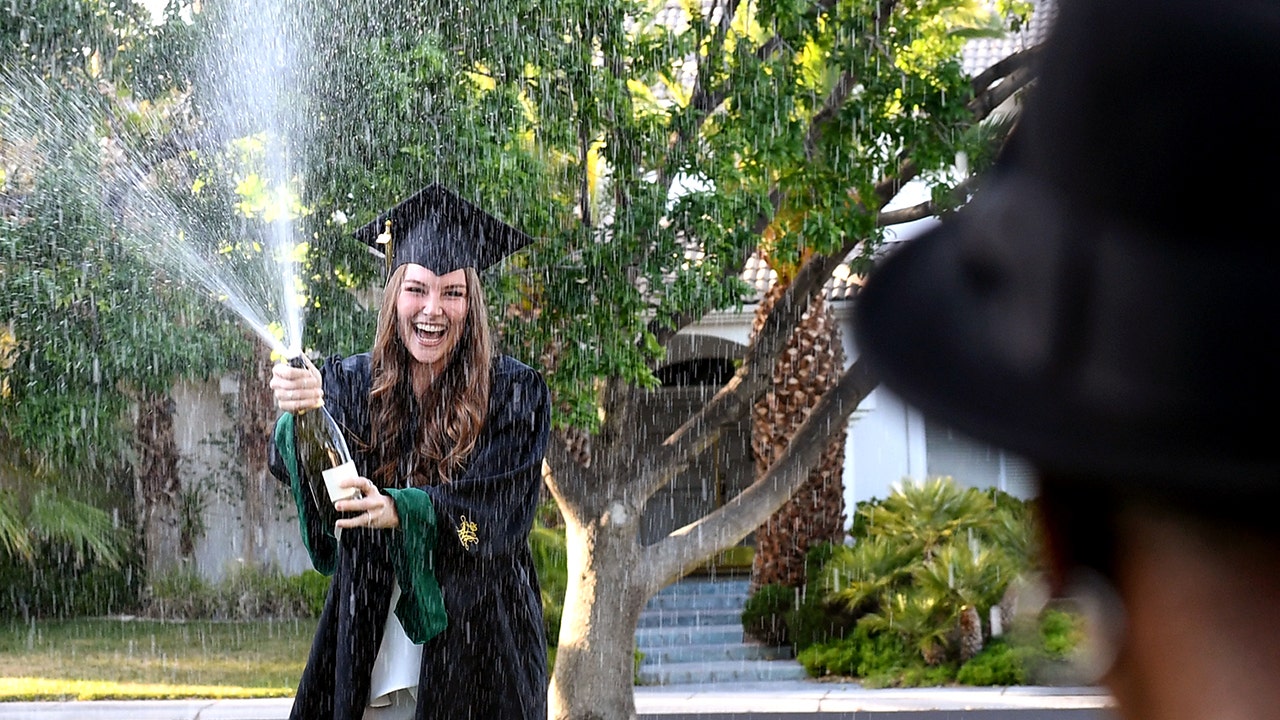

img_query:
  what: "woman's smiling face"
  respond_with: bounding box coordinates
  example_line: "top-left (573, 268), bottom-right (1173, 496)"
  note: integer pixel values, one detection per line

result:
top-left (396, 263), bottom-right (469, 376)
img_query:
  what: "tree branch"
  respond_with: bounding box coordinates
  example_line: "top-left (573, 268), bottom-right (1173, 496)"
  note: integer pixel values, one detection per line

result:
top-left (633, 27), bottom-right (1036, 503)
top-left (543, 433), bottom-right (593, 524)
top-left (645, 354), bottom-right (880, 580)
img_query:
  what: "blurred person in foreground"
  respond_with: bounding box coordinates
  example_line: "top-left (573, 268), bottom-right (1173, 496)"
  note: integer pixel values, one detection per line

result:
top-left (269, 183), bottom-right (549, 720)
top-left (853, 1), bottom-right (1279, 718)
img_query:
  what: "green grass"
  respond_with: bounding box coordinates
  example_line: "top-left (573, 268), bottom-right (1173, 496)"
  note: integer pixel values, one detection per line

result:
top-left (0, 617), bottom-right (311, 700)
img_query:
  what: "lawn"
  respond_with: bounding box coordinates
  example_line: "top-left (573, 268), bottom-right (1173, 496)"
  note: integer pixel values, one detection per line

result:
top-left (0, 617), bottom-right (312, 701)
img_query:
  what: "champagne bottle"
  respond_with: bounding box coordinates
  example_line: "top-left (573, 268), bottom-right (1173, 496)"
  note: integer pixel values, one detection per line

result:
top-left (288, 356), bottom-right (360, 529)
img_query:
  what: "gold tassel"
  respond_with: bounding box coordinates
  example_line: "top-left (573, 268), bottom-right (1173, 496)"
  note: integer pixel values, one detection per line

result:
top-left (376, 220), bottom-right (393, 275)
top-left (375, 220), bottom-right (393, 246)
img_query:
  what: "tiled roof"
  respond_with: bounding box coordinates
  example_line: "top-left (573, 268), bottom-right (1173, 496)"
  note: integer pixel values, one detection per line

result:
top-left (961, 0), bottom-right (1059, 77)
top-left (739, 251), bottom-right (864, 303)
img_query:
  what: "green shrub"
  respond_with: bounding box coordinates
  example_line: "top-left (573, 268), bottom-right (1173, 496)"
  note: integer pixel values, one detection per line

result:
top-left (742, 583), bottom-right (794, 646)
top-left (802, 541), bottom-right (841, 588)
top-left (529, 520), bottom-right (567, 646)
top-left (956, 638), bottom-right (1027, 686)
top-left (786, 589), bottom-right (851, 651)
top-left (1039, 607), bottom-right (1083, 658)
top-left (796, 623), bottom-right (910, 679)
top-left (0, 543), bottom-right (142, 621)
top-left (897, 663), bottom-right (956, 688)
top-left (145, 566), bottom-right (317, 620)
top-left (291, 569), bottom-right (330, 618)
top-left (784, 543), bottom-right (855, 651)
top-left (847, 498), bottom-right (882, 540)
top-left (146, 568), bottom-right (214, 618)
top-left (797, 640), bottom-right (849, 677)
top-left (953, 608), bottom-right (1084, 687)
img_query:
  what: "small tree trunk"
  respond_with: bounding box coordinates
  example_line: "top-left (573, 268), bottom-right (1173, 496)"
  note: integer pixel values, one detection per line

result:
top-left (237, 343), bottom-right (277, 568)
top-left (135, 389), bottom-right (181, 579)
top-left (959, 604), bottom-right (984, 662)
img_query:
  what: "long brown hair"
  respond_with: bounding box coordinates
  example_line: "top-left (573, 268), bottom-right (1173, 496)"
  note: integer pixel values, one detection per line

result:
top-left (368, 265), bottom-right (493, 486)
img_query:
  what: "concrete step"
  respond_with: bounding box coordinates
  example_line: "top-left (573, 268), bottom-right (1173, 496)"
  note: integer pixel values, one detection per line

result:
top-left (637, 658), bottom-right (811, 685)
top-left (644, 590), bottom-right (748, 611)
top-left (640, 641), bottom-right (795, 664)
top-left (653, 578), bottom-right (751, 596)
top-left (635, 622), bottom-right (745, 647)
top-left (636, 575), bottom-right (806, 687)
top-left (636, 606), bottom-right (743, 628)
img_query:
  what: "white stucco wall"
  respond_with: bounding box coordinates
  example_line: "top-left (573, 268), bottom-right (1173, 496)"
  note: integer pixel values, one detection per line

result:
top-left (171, 378), bottom-right (311, 583)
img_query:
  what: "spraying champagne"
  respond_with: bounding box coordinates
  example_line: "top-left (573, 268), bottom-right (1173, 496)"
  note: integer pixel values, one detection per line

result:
top-left (287, 356), bottom-right (361, 529)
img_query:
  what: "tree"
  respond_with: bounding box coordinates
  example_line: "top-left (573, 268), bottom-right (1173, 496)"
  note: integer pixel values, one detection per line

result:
top-left (0, 3), bottom-right (295, 584)
top-left (173, 0), bottom-right (1036, 717)
top-left (6, 0), bottom-right (1039, 715)
top-left (0, 2), bottom-right (152, 580)
top-left (511, 2), bottom-right (1033, 716)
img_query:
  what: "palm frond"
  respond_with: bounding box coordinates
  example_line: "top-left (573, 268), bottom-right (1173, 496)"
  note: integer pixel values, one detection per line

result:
top-left (821, 536), bottom-right (919, 615)
top-left (868, 477), bottom-right (999, 558)
top-left (0, 492), bottom-right (35, 562)
top-left (27, 489), bottom-right (127, 569)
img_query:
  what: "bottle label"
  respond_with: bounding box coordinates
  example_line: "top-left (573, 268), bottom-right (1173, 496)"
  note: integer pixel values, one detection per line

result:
top-left (322, 461), bottom-right (361, 504)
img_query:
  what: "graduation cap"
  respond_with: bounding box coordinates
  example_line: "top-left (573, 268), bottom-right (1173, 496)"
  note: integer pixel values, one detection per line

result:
top-left (353, 183), bottom-right (533, 277)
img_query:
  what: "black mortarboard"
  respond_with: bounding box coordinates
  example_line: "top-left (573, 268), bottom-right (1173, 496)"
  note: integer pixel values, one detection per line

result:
top-left (353, 183), bottom-right (533, 277)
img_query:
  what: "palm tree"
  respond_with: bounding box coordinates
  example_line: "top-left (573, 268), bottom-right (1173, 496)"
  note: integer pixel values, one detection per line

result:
top-left (914, 536), bottom-right (1021, 662)
top-left (863, 477), bottom-right (999, 561)
top-left (859, 588), bottom-right (955, 666)
top-left (0, 443), bottom-right (129, 574)
top-left (747, 271), bottom-right (848, 593)
top-left (820, 534), bottom-right (919, 619)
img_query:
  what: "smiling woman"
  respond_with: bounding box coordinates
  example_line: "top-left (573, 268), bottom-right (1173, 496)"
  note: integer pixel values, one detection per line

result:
top-left (394, 265), bottom-right (471, 391)
top-left (267, 183), bottom-right (549, 720)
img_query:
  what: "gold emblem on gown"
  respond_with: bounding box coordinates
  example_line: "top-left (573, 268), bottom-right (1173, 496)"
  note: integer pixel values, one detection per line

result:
top-left (457, 515), bottom-right (478, 550)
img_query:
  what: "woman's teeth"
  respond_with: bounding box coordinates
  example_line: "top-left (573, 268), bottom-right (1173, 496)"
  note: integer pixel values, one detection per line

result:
top-left (415, 322), bottom-right (445, 340)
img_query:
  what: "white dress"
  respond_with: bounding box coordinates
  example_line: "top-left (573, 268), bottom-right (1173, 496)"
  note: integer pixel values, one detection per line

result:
top-left (363, 580), bottom-right (423, 720)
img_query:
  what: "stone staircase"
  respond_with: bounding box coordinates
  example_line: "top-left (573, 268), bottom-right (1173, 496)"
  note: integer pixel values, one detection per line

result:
top-left (634, 575), bottom-right (809, 685)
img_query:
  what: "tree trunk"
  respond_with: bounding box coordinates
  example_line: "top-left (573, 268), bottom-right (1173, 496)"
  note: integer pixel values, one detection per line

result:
top-left (237, 343), bottom-right (277, 568)
top-left (547, 491), bottom-right (650, 720)
top-left (959, 604), bottom-right (984, 662)
top-left (134, 389), bottom-right (182, 579)
top-left (748, 284), bottom-right (848, 592)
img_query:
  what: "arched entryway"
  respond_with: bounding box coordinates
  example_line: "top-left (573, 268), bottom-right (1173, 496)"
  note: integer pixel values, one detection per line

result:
top-left (637, 335), bottom-right (755, 572)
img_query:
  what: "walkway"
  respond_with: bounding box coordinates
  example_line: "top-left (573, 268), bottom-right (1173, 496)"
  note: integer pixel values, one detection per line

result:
top-left (0, 682), bottom-right (1117, 719)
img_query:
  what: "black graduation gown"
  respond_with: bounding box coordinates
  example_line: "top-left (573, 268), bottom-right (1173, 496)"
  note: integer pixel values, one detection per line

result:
top-left (269, 353), bottom-right (550, 720)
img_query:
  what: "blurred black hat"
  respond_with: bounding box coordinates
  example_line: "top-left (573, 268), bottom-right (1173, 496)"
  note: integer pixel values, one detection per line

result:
top-left (854, 0), bottom-right (1279, 497)
top-left (353, 183), bottom-right (533, 277)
